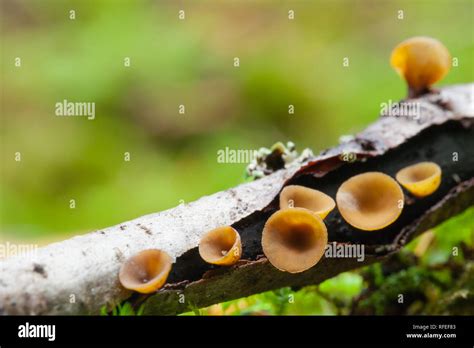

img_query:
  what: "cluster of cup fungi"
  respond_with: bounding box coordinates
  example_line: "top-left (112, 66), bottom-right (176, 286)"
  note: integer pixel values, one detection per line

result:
top-left (118, 36), bottom-right (451, 294)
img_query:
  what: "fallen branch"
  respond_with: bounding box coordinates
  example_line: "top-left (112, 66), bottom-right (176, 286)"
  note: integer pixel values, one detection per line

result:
top-left (1, 84), bottom-right (473, 315)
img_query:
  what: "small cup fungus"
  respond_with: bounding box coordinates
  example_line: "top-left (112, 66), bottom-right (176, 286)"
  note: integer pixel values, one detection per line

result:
top-left (199, 226), bottom-right (242, 266)
top-left (396, 161), bottom-right (441, 198)
top-left (336, 172), bottom-right (404, 231)
top-left (390, 36), bottom-right (451, 97)
top-left (279, 185), bottom-right (336, 219)
top-left (262, 208), bottom-right (328, 273)
top-left (119, 249), bottom-right (173, 294)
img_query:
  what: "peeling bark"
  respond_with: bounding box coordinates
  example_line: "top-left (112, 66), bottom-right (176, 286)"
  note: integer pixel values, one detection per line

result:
top-left (0, 84), bottom-right (473, 315)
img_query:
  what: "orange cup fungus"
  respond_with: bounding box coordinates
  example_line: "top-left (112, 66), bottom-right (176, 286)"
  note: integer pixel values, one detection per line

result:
top-left (119, 249), bottom-right (173, 294)
top-left (390, 36), bottom-right (451, 97)
top-left (262, 208), bottom-right (328, 273)
top-left (279, 185), bottom-right (336, 219)
top-left (336, 172), bottom-right (404, 231)
top-left (199, 226), bottom-right (242, 266)
top-left (396, 161), bottom-right (442, 198)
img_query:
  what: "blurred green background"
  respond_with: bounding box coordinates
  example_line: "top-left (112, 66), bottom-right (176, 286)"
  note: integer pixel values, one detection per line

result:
top-left (1, 0), bottom-right (473, 242)
top-left (1, 0), bottom-right (473, 315)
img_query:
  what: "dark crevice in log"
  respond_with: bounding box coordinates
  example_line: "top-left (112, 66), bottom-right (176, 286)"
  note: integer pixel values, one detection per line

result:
top-left (292, 119), bottom-right (474, 248)
top-left (143, 179), bottom-right (473, 315)
top-left (165, 118), bottom-right (474, 286)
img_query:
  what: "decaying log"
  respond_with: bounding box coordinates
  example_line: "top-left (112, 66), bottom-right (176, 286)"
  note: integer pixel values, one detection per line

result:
top-left (0, 84), bottom-right (473, 315)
